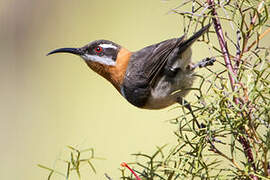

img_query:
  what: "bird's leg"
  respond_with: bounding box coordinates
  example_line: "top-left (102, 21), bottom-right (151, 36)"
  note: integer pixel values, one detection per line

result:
top-left (177, 97), bottom-right (202, 129)
top-left (189, 57), bottom-right (216, 71)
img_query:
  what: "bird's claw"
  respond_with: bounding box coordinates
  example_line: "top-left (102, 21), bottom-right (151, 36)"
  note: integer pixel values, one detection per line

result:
top-left (191, 57), bottom-right (216, 70)
top-left (197, 57), bottom-right (216, 68)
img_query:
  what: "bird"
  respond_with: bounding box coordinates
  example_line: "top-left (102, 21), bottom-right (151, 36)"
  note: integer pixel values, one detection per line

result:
top-left (47, 24), bottom-right (214, 123)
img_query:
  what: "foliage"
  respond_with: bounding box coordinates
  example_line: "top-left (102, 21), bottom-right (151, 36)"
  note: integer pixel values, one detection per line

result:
top-left (120, 0), bottom-right (270, 179)
top-left (38, 146), bottom-right (103, 180)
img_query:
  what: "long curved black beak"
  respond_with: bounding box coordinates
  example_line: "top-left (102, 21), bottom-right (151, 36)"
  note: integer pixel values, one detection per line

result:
top-left (47, 48), bottom-right (84, 56)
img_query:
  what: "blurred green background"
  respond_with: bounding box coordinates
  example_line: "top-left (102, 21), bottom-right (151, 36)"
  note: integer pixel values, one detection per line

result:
top-left (1, 0), bottom-right (213, 179)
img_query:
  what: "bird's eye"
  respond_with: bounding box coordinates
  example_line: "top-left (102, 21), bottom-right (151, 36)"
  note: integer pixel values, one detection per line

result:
top-left (95, 46), bottom-right (103, 53)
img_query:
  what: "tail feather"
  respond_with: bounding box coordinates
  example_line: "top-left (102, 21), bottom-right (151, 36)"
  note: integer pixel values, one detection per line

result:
top-left (178, 23), bottom-right (211, 53)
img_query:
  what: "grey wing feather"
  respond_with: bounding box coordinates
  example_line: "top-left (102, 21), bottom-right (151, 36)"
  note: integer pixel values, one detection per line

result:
top-left (146, 23), bottom-right (211, 86)
top-left (144, 36), bottom-right (185, 86)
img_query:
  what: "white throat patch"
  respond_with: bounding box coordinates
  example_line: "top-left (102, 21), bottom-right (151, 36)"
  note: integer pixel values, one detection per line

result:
top-left (82, 54), bottom-right (116, 66)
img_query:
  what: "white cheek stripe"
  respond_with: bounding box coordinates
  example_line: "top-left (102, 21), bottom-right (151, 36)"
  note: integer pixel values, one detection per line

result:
top-left (82, 54), bottom-right (116, 66)
top-left (99, 44), bottom-right (117, 49)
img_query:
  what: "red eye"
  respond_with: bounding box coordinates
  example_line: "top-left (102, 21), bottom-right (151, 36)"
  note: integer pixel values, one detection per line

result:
top-left (95, 46), bottom-right (103, 53)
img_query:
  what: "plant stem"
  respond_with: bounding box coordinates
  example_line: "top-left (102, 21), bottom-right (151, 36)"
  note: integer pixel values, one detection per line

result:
top-left (209, 141), bottom-right (245, 176)
top-left (206, 0), bottom-right (258, 179)
top-left (207, 0), bottom-right (236, 91)
top-left (236, 0), bottom-right (266, 72)
top-left (238, 136), bottom-right (258, 180)
top-left (247, 27), bottom-right (270, 52)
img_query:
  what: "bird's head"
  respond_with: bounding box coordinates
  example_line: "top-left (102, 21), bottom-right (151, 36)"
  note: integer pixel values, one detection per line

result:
top-left (47, 40), bottom-right (121, 66)
top-left (47, 40), bottom-right (131, 91)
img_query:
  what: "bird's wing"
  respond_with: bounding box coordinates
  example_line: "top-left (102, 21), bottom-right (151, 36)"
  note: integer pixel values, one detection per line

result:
top-left (143, 36), bottom-right (185, 86)
top-left (145, 23), bottom-right (211, 86)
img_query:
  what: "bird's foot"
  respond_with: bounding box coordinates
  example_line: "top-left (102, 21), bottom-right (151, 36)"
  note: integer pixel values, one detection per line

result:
top-left (191, 57), bottom-right (216, 70)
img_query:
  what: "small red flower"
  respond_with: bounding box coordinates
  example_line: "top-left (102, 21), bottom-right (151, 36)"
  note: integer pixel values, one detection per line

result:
top-left (121, 162), bottom-right (141, 180)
